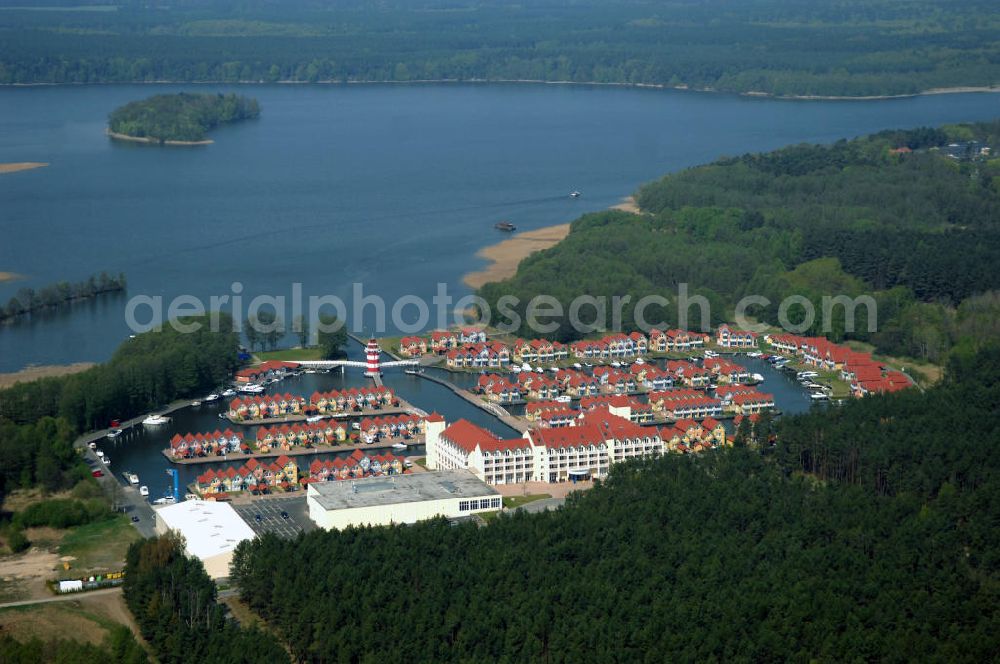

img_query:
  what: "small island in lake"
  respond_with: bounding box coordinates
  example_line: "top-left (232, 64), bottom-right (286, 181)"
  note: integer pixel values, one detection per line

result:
top-left (107, 92), bottom-right (260, 145)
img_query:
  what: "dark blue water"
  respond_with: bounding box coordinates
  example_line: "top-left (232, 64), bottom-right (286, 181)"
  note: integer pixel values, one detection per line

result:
top-left (2, 84), bottom-right (999, 372)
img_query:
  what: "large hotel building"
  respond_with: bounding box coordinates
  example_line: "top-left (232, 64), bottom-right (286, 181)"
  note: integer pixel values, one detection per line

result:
top-left (424, 409), bottom-right (665, 484)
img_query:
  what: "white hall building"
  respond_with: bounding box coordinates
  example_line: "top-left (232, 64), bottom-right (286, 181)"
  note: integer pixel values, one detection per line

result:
top-left (425, 409), bottom-right (664, 484)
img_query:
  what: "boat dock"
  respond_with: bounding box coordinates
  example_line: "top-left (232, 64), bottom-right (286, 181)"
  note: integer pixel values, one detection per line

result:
top-left (412, 371), bottom-right (529, 433)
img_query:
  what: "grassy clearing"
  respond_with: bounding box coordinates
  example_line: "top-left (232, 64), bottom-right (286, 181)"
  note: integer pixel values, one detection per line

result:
top-left (0, 599), bottom-right (120, 646)
top-left (502, 494), bottom-right (552, 509)
top-left (255, 347), bottom-right (323, 362)
top-left (58, 516), bottom-right (140, 577)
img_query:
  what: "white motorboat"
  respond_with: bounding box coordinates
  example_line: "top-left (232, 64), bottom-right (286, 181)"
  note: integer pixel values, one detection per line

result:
top-left (306, 415), bottom-right (324, 423)
top-left (569, 191), bottom-right (582, 198)
top-left (751, 373), bottom-right (765, 383)
top-left (153, 495), bottom-right (176, 505)
top-left (222, 389), bottom-right (236, 397)
top-left (103, 457), bottom-right (111, 466)
top-left (535, 367), bottom-right (545, 374)
top-left (634, 357), bottom-right (645, 365)
top-left (204, 393), bottom-right (220, 402)
top-left (810, 392), bottom-right (830, 401)
top-left (95, 449), bottom-right (105, 458)
top-left (142, 414), bottom-right (170, 427)
top-left (106, 428), bottom-right (122, 439)
top-left (555, 395), bottom-right (572, 404)
top-left (392, 442), bottom-right (408, 450)
top-left (191, 401), bottom-right (201, 407)
top-left (125, 472), bottom-right (139, 485)
top-left (573, 363), bottom-right (582, 370)
top-left (139, 485), bottom-right (149, 497)
top-left (511, 366), bottom-right (522, 373)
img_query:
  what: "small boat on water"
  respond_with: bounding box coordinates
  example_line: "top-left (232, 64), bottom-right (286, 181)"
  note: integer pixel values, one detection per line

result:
top-left (569, 191), bottom-right (582, 198)
top-left (123, 471), bottom-right (139, 485)
top-left (392, 442), bottom-right (408, 450)
top-left (106, 428), bottom-right (122, 439)
top-left (751, 373), bottom-right (765, 383)
top-left (221, 388), bottom-right (236, 397)
top-left (191, 401), bottom-right (201, 407)
top-left (555, 395), bottom-right (572, 404)
top-left (204, 393), bottom-right (220, 402)
top-left (810, 392), bottom-right (830, 401)
top-left (306, 415), bottom-right (324, 423)
top-left (404, 368), bottom-right (424, 376)
top-left (153, 495), bottom-right (176, 505)
top-left (240, 384), bottom-right (265, 394)
top-left (142, 414), bottom-right (170, 427)
top-left (103, 457), bottom-right (111, 466)
top-left (494, 221), bottom-right (516, 232)
top-left (139, 485), bottom-right (149, 497)
top-left (573, 363), bottom-right (582, 370)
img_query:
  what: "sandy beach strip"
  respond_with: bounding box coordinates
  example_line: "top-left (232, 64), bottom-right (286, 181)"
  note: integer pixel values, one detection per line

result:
top-left (463, 224), bottom-right (571, 289)
top-left (463, 197), bottom-right (645, 289)
top-left (0, 362), bottom-right (96, 389)
top-left (0, 162), bottom-right (48, 175)
top-left (611, 195), bottom-right (641, 214)
top-left (0, 271), bottom-right (25, 283)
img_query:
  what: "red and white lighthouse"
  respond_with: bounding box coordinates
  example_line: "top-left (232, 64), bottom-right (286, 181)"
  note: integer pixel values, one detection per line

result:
top-left (365, 338), bottom-right (381, 378)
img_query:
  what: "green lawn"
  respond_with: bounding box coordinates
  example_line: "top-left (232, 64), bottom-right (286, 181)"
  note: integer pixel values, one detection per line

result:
top-left (58, 516), bottom-right (141, 578)
top-left (255, 347), bottom-right (323, 362)
top-left (502, 494), bottom-right (552, 509)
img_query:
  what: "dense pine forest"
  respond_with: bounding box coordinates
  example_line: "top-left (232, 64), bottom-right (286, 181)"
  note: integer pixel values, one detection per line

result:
top-left (123, 536), bottom-right (287, 664)
top-left (108, 92), bottom-right (260, 142)
top-left (480, 121), bottom-right (1000, 363)
top-left (1, 0), bottom-right (998, 96)
top-left (231, 344), bottom-right (1000, 662)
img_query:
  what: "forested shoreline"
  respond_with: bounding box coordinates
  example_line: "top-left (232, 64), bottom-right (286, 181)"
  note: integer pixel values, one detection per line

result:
top-left (0, 272), bottom-right (126, 323)
top-left (108, 92), bottom-right (259, 143)
top-left (480, 121), bottom-right (1000, 365)
top-left (1, 0), bottom-right (998, 97)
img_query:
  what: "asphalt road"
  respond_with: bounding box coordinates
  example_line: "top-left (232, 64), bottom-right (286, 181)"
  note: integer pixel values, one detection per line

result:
top-left (0, 586), bottom-right (122, 610)
top-left (80, 445), bottom-right (157, 538)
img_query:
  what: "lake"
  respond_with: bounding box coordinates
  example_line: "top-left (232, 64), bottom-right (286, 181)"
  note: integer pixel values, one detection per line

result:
top-left (1, 83), bottom-right (999, 372)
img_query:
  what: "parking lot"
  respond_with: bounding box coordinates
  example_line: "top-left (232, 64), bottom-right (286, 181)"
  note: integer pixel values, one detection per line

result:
top-left (233, 495), bottom-right (315, 539)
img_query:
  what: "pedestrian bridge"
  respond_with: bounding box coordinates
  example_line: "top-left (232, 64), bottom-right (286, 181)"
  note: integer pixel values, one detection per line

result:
top-left (296, 360), bottom-right (419, 369)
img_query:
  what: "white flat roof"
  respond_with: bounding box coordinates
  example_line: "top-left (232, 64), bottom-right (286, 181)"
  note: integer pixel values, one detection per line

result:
top-left (308, 470), bottom-right (498, 512)
top-left (156, 500), bottom-right (256, 561)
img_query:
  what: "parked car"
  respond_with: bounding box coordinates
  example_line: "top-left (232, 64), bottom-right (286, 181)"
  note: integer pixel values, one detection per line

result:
top-left (131, 516), bottom-right (140, 523)
top-left (280, 511), bottom-right (289, 519)
top-left (91, 470), bottom-right (104, 478)
top-left (255, 513), bottom-right (262, 522)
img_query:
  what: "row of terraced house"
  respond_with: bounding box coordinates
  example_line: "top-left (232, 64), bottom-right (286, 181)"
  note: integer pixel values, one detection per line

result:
top-left (228, 387), bottom-right (397, 421)
top-left (765, 333), bottom-right (912, 396)
top-left (194, 450), bottom-right (406, 498)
